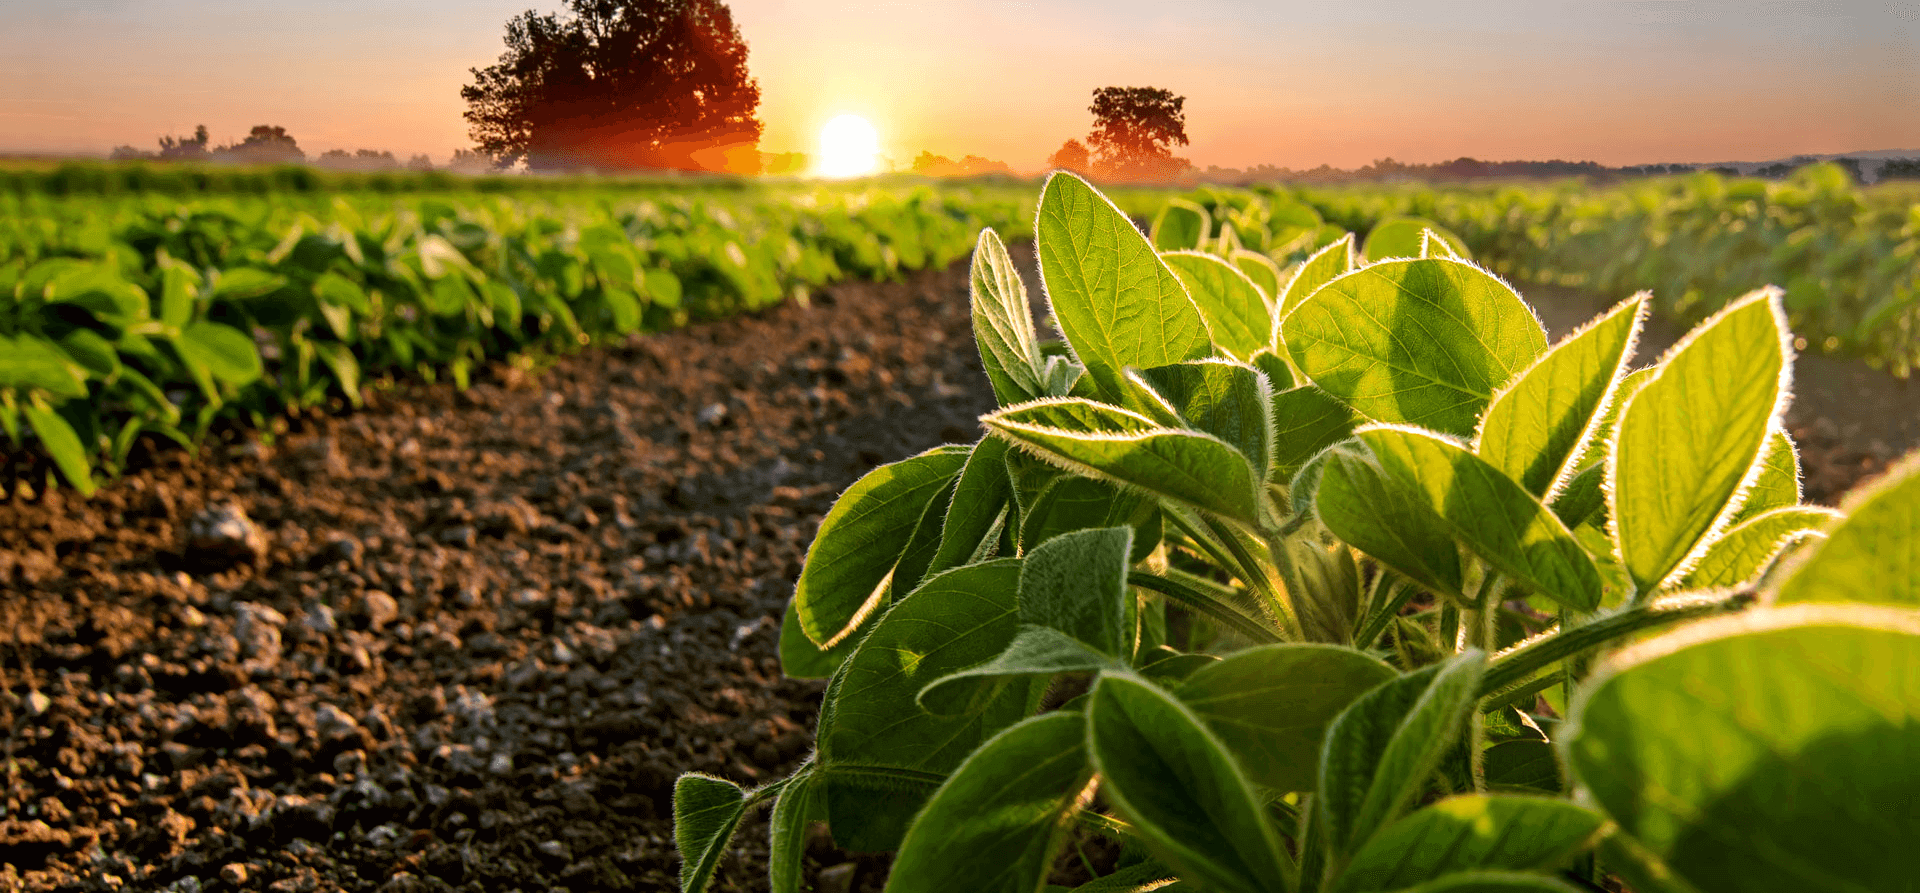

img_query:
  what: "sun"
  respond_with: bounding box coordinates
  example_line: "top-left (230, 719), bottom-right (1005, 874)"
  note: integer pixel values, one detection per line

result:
top-left (817, 114), bottom-right (880, 178)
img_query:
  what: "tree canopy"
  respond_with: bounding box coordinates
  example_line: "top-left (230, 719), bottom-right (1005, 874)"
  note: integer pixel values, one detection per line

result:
top-left (462, 0), bottom-right (762, 171)
top-left (1086, 86), bottom-right (1188, 180)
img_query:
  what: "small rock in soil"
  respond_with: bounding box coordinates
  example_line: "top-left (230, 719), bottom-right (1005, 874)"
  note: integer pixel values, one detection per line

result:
top-left (184, 503), bottom-right (268, 566)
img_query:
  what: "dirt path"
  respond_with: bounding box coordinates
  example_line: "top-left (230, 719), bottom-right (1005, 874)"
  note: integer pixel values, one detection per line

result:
top-left (1, 254), bottom-right (1910, 893)
top-left (2, 253), bottom-right (1006, 892)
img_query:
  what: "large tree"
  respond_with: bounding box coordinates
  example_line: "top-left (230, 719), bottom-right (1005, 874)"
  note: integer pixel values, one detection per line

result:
top-left (462, 0), bottom-right (762, 171)
top-left (1086, 86), bottom-right (1188, 181)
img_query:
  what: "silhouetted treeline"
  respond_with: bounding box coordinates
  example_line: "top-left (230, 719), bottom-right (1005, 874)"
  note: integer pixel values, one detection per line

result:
top-left (0, 161), bottom-right (757, 197)
top-left (1196, 154), bottom-right (1920, 185)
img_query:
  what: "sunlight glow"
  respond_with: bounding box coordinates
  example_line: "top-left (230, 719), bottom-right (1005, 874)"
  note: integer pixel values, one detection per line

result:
top-left (817, 114), bottom-right (881, 178)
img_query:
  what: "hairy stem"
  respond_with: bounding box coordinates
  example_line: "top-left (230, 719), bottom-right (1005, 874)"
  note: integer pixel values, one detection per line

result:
top-left (1478, 589), bottom-right (1756, 698)
top-left (1129, 571), bottom-right (1284, 644)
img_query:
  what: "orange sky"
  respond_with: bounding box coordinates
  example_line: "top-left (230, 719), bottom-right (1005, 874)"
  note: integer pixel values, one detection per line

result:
top-left (1, 0), bottom-right (1916, 170)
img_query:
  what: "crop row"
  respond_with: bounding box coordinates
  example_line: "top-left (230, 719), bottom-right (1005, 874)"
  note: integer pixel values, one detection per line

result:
top-left (1160, 163), bottom-right (1920, 375)
top-left (0, 183), bottom-right (1034, 495)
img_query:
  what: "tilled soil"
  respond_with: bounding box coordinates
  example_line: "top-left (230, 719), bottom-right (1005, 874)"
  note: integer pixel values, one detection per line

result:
top-left (2, 254), bottom-right (1913, 893)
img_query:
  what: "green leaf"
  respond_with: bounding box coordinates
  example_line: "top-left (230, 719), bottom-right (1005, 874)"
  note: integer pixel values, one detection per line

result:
top-left (158, 260), bottom-right (203, 329)
top-left (1333, 794), bottom-right (1603, 893)
top-left (822, 559), bottom-right (1034, 770)
top-left (673, 774), bottom-right (748, 893)
top-left (1150, 198), bottom-right (1211, 252)
top-left (1088, 673), bottom-right (1293, 893)
top-left (1177, 644), bottom-right (1396, 792)
top-left (886, 712), bottom-right (1094, 893)
top-left (0, 334), bottom-right (89, 399)
top-left (821, 560), bottom-right (1039, 850)
top-left (1362, 218), bottom-right (1465, 263)
top-left (1678, 505), bottom-right (1837, 590)
top-left (313, 341), bottom-right (363, 408)
top-left (176, 321), bottom-right (264, 386)
top-left (889, 473), bottom-right (959, 600)
top-left (1565, 605), bottom-right (1920, 893)
top-left (1275, 233), bottom-right (1355, 321)
top-left (1318, 652), bottom-right (1486, 862)
top-left (1162, 251), bottom-right (1272, 361)
top-left (1610, 290), bottom-right (1788, 597)
top-left (57, 329), bottom-right (120, 381)
top-left (987, 399), bottom-right (1264, 526)
top-left (46, 263), bottom-right (149, 325)
top-left (768, 767), bottom-right (823, 893)
top-left (1394, 872), bottom-right (1581, 893)
top-left (1772, 450), bottom-right (1920, 605)
top-left (1249, 348), bottom-right (1296, 391)
top-left (778, 597), bottom-right (860, 679)
top-left (1232, 249), bottom-right (1283, 298)
top-left (794, 446), bottom-right (969, 647)
top-left (313, 271), bottom-right (371, 313)
top-left (1271, 386), bottom-right (1361, 483)
top-left (24, 402), bottom-right (95, 496)
top-left (1316, 443), bottom-right (1466, 602)
top-left (1283, 258), bottom-right (1546, 437)
top-left (1037, 173), bottom-right (1212, 404)
top-left (918, 625), bottom-right (1116, 715)
top-left (1482, 740), bottom-right (1561, 794)
top-left (1021, 526), bottom-right (1135, 656)
top-left (210, 267), bottom-right (286, 302)
top-left (1019, 475), bottom-right (1156, 558)
top-left (1476, 294), bottom-right (1645, 498)
top-left (972, 229), bottom-right (1047, 405)
top-left (1732, 430), bottom-right (1801, 524)
top-left (1357, 426), bottom-right (1603, 611)
top-left (1130, 360), bottom-right (1274, 482)
top-left (929, 435), bottom-right (1015, 577)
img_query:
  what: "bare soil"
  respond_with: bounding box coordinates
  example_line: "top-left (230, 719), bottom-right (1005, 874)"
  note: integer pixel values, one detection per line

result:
top-left (1, 256), bottom-right (1911, 893)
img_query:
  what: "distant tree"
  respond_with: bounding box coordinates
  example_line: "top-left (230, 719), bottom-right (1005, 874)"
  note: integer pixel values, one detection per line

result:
top-left (1881, 158), bottom-right (1920, 181)
top-left (462, 0), bottom-right (762, 171)
top-left (109, 145), bottom-right (154, 161)
top-left (407, 154), bottom-right (435, 172)
top-left (446, 148), bottom-right (497, 174)
top-left (1086, 86), bottom-right (1189, 180)
top-left (215, 126), bottom-right (305, 165)
top-left (158, 125), bottom-right (212, 161)
top-left (1047, 138), bottom-right (1089, 174)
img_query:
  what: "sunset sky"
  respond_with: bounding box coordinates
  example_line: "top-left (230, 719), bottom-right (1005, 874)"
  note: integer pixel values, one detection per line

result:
top-left (1, 0), bottom-right (1915, 171)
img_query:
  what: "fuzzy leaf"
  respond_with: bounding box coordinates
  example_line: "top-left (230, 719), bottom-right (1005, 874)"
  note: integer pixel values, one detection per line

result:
top-left (1130, 360), bottom-right (1274, 482)
top-left (1276, 233), bottom-right (1355, 321)
top-left (1177, 644), bottom-right (1396, 792)
top-left (1333, 795), bottom-right (1604, 893)
top-left (1359, 426), bottom-right (1603, 611)
top-left (673, 774), bottom-right (747, 893)
top-left (886, 712), bottom-right (1094, 893)
top-left (1162, 251), bottom-right (1272, 360)
top-left (1021, 526), bottom-right (1135, 656)
top-left (972, 229), bottom-right (1046, 405)
top-left (1283, 258), bottom-right (1546, 437)
top-left (1316, 444), bottom-right (1466, 602)
top-left (1610, 291), bottom-right (1788, 596)
top-left (1566, 606), bottom-right (1920, 893)
top-left (794, 446), bottom-right (969, 647)
top-left (1151, 198), bottom-right (1211, 252)
top-left (1037, 173), bottom-right (1212, 404)
top-left (987, 399), bottom-right (1263, 526)
top-left (1318, 652), bottom-right (1486, 861)
top-left (1679, 506), bottom-right (1837, 590)
top-left (1772, 451), bottom-right (1920, 606)
top-left (1477, 295), bottom-right (1644, 498)
top-left (1089, 673), bottom-right (1293, 893)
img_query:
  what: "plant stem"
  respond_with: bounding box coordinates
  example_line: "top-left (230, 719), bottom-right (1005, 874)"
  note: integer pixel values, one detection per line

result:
top-left (1352, 576), bottom-right (1417, 651)
top-left (1477, 588), bottom-right (1755, 698)
top-left (1128, 571), bottom-right (1283, 644)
